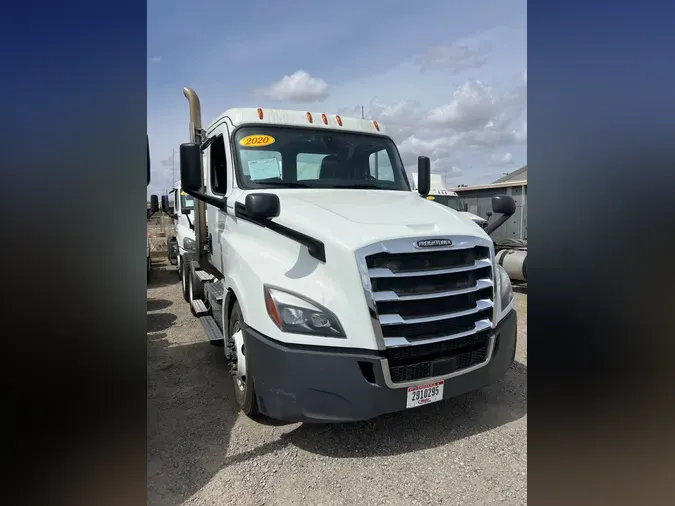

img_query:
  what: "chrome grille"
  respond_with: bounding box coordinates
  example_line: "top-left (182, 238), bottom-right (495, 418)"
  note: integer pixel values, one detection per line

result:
top-left (362, 242), bottom-right (494, 349)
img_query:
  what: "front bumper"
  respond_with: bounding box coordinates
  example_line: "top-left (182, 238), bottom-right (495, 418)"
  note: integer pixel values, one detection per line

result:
top-left (244, 309), bottom-right (517, 423)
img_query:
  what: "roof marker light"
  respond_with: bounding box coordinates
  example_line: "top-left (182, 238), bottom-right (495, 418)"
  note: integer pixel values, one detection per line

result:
top-left (336, 115), bottom-right (343, 126)
top-left (373, 120), bottom-right (380, 131)
top-left (321, 113), bottom-right (328, 125)
top-left (257, 108), bottom-right (263, 120)
top-left (306, 112), bottom-right (313, 123)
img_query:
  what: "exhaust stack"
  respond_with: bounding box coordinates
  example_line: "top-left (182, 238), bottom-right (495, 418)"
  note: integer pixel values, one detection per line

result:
top-left (182, 87), bottom-right (208, 261)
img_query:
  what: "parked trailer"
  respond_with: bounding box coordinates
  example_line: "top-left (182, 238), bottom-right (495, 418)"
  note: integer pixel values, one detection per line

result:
top-left (175, 87), bottom-right (518, 423)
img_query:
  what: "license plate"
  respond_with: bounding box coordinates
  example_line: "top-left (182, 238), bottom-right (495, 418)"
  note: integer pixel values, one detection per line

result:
top-left (406, 380), bottom-right (444, 408)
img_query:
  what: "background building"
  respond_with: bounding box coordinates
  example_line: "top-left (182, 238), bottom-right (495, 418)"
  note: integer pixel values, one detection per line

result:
top-left (451, 166), bottom-right (528, 242)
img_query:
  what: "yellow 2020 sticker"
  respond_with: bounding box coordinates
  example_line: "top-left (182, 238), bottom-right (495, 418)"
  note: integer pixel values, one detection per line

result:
top-left (426, 195), bottom-right (435, 200)
top-left (239, 134), bottom-right (275, 147)
top-left (180, 191), bottom-right (187, 196)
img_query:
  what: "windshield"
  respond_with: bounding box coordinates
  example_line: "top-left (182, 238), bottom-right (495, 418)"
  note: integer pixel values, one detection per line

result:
top-left (233, 126), bottom-right (411, 191)
top-left (430, 195), bottom-right (463, 211)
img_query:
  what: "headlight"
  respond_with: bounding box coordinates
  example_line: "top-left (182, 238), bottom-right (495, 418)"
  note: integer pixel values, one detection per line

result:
top-left (263, 286), bottom-right (346, 338)
top-left (497, 264), bottom-right (514, 314)
top-left (183, 237), bottom-right (196, 251)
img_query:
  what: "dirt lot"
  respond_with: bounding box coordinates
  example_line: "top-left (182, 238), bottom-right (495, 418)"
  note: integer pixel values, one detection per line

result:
top-left (147, 259), bottom-right (527, 506)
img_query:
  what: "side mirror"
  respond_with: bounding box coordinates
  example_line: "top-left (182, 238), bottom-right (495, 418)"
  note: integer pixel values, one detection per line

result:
top-left (492, 195), bottom-right (515, 215)
top-left (181, 208), bottom-right (192, 215)
top-left (150, 195), bottom-right (159, 213)
top-left (180, 143), bottom-right (203, 192)
top-left (245, 193), bottom-right (280, 220)
top-left (417, 156), bottom-right (430, 196)
top-left (161, 195), bottom-right (170, 214)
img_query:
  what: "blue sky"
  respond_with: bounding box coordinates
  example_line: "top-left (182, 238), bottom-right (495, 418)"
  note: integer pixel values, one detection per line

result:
top-left (148, 0), bottom-right (526, 195)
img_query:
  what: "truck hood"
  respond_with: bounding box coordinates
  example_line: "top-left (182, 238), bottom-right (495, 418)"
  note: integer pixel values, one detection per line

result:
top-left (460, 211), bottom-right (487, 224)
top-left (267, 189), bottom-right (490, 251)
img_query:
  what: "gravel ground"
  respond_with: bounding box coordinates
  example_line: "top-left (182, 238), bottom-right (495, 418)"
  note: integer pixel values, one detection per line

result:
top-left (148, 258), bottom-right (527, 506)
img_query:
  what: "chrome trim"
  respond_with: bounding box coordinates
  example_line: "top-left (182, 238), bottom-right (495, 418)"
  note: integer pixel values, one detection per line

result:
top-left (379, 299), bottom-right (493, 325)
top-left (373, 278), bottom-right (493, 302)
top-left (368, 258), bottom-right (491, 278)
top-left (381, 334), bottom-right (496, 389)
top-left (490, 248), bottom-right (499, 329)
top-left (383, 319), bottom-right (492, 347)
top-left (354, 235), bottom-right (495, 351)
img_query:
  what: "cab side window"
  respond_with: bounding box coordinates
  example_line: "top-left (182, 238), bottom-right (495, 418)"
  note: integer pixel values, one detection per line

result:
top-left (210, 135), bottom-right (227, 194)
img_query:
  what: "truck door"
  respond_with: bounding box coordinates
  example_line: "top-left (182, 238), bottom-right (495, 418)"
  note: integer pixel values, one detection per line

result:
top-left (204, 124), bottom-right (235, 275)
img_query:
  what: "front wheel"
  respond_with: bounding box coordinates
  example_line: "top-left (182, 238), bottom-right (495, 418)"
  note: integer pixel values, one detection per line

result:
top-left (227, 301), bottom-right (259, 417)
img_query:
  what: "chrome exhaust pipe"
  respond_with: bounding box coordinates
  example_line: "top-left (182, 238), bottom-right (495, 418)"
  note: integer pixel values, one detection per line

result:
top-left (182, 87), bottom-right (207, 261)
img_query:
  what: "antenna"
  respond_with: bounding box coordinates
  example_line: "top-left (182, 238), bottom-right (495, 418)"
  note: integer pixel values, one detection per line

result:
top-left (361, 106), bottom-right (364, 119)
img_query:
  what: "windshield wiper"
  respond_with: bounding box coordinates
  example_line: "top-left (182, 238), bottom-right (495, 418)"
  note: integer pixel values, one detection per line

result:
top-left (254, 180), bottom-right (312, 188)
top-left (331, 183), bottom-right (384, 189)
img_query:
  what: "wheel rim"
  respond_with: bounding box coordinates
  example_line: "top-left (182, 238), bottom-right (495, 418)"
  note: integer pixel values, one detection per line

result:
top-left (231, 321), bottom-right (247, 392)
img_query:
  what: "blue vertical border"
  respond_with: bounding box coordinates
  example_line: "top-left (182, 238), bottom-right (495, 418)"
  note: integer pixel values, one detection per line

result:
top-left (0, 1), bottom-right (148, 505)
top-left (529, 0), bottom-right (675, 503)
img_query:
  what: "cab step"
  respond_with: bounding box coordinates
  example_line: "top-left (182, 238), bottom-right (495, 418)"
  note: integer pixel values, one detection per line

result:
top-left (200, 315), bottom-right (224, 342)
top-left (204, 281), bottom-right (224, 302)
top-left (196, 270), bottom-right (214, 282)
top-left (190, 299), bottom-right (209, 316)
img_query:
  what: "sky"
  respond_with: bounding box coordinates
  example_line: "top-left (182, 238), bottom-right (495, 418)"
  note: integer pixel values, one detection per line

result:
top-left (147, 0), bottom-right (526, 196)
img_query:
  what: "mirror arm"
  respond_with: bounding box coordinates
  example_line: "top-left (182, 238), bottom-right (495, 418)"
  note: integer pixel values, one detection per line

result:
top-left (484, 211), bottom-right (514, 235)
top-left (182, 188), bottom-right (227, 211)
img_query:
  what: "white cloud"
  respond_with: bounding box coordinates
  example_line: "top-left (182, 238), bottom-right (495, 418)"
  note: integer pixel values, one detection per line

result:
top-left (489, 152), bottom-right (513, 165)
top-left (427, 81), bottom-right (497, 131)
top-left (255, 70), bottom-right (329, 103)
top-left (340, 71), bottom-right (527, 185)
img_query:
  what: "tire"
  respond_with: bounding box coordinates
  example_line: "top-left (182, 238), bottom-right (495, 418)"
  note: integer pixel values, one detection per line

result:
top-left (227, 301), bottom-right (259, 417)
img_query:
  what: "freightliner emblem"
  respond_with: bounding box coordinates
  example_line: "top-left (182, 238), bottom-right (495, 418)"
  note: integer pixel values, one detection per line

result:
top-left (414, 238), bottom-right (453, 248)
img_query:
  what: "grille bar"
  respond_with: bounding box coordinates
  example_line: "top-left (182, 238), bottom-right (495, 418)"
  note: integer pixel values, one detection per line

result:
top-left (368, 257), bottom-right (492, 278)
top-left (383, 319), bottom-right (492, 348)
top-left (373, 277), bottom-right (493, 302)
top-left (379, 298), bottom-right (493, 325)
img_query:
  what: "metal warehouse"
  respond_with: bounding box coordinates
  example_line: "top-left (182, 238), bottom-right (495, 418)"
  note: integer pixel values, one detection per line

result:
top-left (451, 166), bottom-right (528, 242)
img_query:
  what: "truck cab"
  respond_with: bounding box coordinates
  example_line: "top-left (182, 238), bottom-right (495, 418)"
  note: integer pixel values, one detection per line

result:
top-left (162, 182), bottom-right (196, 299)
top-left (178, 89), bottom-right (517, 423)
top-left (147, 136), bottom-right (159, 280)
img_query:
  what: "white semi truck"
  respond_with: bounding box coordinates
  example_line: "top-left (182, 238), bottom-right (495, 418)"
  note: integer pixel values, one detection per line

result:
top-left (176, 87), bottom-right (518, 422)
top-left (147, 136), bottom-right (159, 281)
top-left (161, 183), bottom-right (197, 299)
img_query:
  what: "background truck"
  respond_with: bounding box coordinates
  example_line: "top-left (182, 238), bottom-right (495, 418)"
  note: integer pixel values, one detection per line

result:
top-left (161, 182), bottom-right (197, 299)
top-left (147, 135), bottom-right (159, 281)
top-left (174, 87), bottom-right (518, 423)
top-left (410, 173), bottom-right (487, 228)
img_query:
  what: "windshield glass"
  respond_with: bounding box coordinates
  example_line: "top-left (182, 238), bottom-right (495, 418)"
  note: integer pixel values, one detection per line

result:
top-left (233, 126), bottom-right (411, 191)
top-left (430, 195), bottom-right (463, 211)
